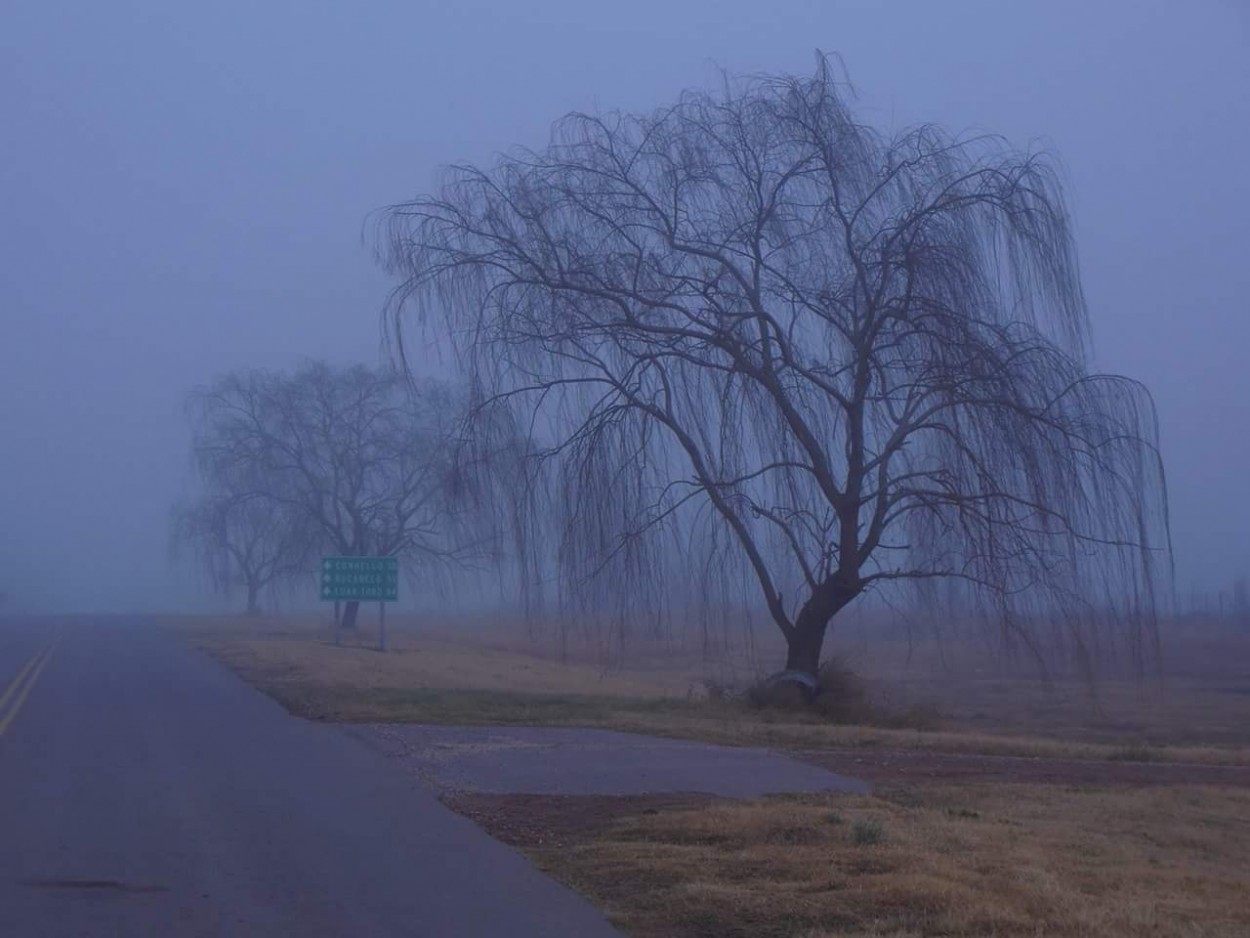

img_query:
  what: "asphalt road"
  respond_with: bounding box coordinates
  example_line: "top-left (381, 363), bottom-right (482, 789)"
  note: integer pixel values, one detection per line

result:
top-left (355, 724), bottom-right (870, 797)
top-left (0, 618), bottom-right (621, 937)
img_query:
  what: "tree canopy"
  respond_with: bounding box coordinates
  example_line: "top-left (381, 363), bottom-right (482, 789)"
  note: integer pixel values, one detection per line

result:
top-left (176, 362), bottom-right (479, 621)
top-left (379, 60), bottom-right (1171, 680)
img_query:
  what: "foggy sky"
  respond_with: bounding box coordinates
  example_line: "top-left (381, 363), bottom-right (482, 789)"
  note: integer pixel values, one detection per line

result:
top-left (2, 1), bottom-right (1246, 612)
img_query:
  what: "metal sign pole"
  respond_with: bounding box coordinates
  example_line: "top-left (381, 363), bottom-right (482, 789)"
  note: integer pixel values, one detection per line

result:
top-left (321, 556), bottom-right (398, 651)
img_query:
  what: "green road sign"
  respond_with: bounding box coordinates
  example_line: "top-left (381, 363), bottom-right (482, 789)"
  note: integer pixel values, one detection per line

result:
top-left (320, 556), bottom-right (399, 602)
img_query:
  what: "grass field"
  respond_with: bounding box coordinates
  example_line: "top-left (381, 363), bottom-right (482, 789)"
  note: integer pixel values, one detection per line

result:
top-left (167, 612), bottom-right (1250, 936)
top-left (458, 783), bottom-right (1250, 937)
top-left (169, 612), bottom-right (1250, 765)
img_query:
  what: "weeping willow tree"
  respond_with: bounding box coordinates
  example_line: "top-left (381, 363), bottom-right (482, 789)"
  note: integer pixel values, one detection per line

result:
top-left (379, 58), bottom-right (1170, 684)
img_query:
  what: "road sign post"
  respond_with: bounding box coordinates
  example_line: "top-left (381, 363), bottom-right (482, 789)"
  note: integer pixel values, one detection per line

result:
top-left (320, 556), bottom-right (399, 651)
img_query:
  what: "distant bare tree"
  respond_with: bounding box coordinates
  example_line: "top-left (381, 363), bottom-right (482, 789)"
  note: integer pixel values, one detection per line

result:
top-left (184, 362), bottom-right (480, 628)
top-left (173, 489), bottom-right (312, 615)
top-left (380, 59), bottom-right (1171, 684)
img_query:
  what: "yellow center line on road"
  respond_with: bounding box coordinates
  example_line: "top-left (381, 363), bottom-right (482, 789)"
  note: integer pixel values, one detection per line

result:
top-left (0, 650), bottom-right (45, 716)
top-left (0, 633), bottom-right (62, 737)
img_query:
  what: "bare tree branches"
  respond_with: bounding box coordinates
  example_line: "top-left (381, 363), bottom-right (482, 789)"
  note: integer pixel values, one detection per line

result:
top-left (379, 59), bottom-right (1171, 678)
top-left (176, 362), bottom-right (486, 623)
top-left (172, 489), bottom-right (313, 615)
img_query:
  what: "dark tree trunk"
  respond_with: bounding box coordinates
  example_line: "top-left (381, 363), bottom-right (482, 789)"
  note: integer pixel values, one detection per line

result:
top-left (784, 616), bottom-right (827, 676)
top-left (340, 600), bottom-right (361, 630)
top-left (245, 582), bottom-right (261, 616)
top-left (783, 577), bottom-right (862, 679)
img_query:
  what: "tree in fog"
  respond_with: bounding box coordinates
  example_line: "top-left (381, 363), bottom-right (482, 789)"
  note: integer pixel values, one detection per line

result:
top-left (380, 59), bottom-right (1170, 684)
top-left (173, 489), bottom-right (312, 615)
top-left (181, 362), bottom-right (480, 628)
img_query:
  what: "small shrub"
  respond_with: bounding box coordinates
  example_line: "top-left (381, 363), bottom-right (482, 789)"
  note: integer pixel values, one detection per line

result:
top-left (852, 818), bottom-right (885, 846)
top-left (811, 656), bottom-right (870, 721)
top-left (946, 808), bottom-right (981, 820)
top-left (823, 811), bottom-right (844, 825)
top-left (744, 657), bottom-right (945, 732)
top-left (746, 672), bottom-right (817, 710)
top-left (745, 656), bottom-right (870, 720)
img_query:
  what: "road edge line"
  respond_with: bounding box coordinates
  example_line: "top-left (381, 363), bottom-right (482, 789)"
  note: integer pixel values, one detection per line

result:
top-left (0, 635), bottom-right (60, 736)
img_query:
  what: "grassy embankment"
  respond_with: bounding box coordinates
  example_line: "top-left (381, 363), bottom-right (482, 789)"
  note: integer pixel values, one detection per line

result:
top-left (169, 613), bottom-right (1250, 765)
top-left (168, 613), bottom-right (1250, 937)
top-left (465, 782), bottom-right (1250, 938)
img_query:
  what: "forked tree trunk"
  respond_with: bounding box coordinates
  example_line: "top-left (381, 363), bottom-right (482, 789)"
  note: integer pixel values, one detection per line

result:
top-left (783, 578), bottom-right (861, 679)
top-left (783, 617), bottom-right (827, 677)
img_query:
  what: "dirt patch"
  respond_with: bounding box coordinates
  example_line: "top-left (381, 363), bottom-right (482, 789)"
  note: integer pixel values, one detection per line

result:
top-left (799, 748), bottom-right (1250, 787)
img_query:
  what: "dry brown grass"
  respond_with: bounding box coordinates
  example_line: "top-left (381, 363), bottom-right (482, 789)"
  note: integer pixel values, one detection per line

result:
top-left (166, 614), bottom-right (1250, 766)
top-left (191, 622), bottom-right (691, 698)
top-left (165, 613), bottom-right (1250, 936)
top-left (813, 621), bottom-right (1250, 749)
top-left (526, 783), bottom-right (1250, 938)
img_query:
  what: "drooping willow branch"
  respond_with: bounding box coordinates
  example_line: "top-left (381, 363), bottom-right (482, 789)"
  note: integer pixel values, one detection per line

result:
top-left (378, 57), bottom-right (1171, 674)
